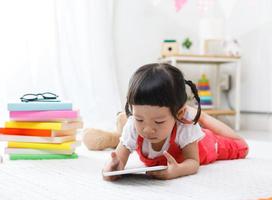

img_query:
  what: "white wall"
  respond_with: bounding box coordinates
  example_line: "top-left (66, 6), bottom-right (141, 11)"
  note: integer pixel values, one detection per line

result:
top-left (114, 0), bottom-right (202, 104)
top-left (114, 0), bottom-right (272, 131)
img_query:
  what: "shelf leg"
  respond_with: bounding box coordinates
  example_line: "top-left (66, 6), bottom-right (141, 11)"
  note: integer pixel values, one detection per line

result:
top-left (170, 57), bottom-right (177, 67)
top-left (215, 64), bottom-right (221, 109)
top-left (235, 61), bottom-right (241, 131)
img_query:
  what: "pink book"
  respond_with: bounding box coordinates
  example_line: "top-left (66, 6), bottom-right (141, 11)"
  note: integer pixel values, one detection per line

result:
top-left (9, 110), bottom-right (79, 121)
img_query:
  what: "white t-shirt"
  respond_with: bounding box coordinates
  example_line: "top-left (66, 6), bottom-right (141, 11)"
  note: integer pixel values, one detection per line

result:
top-left (120, 112), bottom-right (205, 159)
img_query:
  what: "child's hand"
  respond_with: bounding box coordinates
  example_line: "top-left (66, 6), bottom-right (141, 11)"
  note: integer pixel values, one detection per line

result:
top-left (102, 151), bottom-right (124, 181)
top-left (146, 151), bottom-right (179, 180)
top-left (177, 106), bottom-right (193, 124)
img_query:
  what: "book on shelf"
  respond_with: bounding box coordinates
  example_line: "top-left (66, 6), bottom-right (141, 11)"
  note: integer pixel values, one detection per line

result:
top-left (5, 121), bottom-right (83, 131)
top-left (0, 134), bottom-right (75, 143)
top-left (9, 110), bottom-right (80, 121)
top-left (9, 153), bottom-right (78, 160)
top-left (0, 128), bottom-right (77, 137)
top-left (7, 101), bottom-right (73, 111)
top-left (8, 141), bottom-right (81, 150)
top-left (5, 147), bottom-right (75, 155)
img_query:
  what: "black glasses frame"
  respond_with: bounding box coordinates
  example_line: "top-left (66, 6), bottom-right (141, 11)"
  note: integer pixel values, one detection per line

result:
top-left (20, 92), bottom-right (59, 102)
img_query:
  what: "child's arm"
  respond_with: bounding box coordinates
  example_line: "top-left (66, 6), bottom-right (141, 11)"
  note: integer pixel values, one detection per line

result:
top-left (102, 142), bottom-right (131, 181)
top-left (147, 141), bottom-right (199, 180)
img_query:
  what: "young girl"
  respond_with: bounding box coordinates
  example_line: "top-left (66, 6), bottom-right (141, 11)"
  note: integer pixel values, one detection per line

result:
top-left (88, 63), bottom-right (248, 181)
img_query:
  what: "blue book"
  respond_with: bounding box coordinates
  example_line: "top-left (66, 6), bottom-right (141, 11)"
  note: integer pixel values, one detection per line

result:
top-left (8, 102), bottom-right (73, 111)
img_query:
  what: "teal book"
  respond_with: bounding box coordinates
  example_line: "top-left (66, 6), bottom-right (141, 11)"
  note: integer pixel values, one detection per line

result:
top-left (9, 153), bottom-right (78, 160)
top-left (8, 102), bottom-right (73, 111)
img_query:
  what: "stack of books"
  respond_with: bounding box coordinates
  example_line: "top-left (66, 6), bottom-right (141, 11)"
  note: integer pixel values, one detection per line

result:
top-left (197, 74), bottom-right (214, 109)
top-left (0, 101), bottom-right (83, 160)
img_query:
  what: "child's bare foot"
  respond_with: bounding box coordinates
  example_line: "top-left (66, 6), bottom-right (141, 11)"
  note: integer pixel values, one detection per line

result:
top-left (116, 112), bottom-right (127, 134)
top-left (83, 129), bottom-right (120, 150)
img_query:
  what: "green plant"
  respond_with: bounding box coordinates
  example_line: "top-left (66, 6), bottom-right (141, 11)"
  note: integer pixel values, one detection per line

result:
top-left (182, 38), bottom-right (192, 49)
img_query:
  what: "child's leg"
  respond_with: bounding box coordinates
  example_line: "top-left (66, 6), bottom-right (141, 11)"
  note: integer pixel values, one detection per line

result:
top-left (214, 132), bottom-right (249, 160)
top-left (187, 106), bottom-right (248, 159)
top-left (83, 112), bottom-right (127, 150)
top-left (198, 109), bottom-right (249, 157)
top-left (186, 105), bottom-right (243, 140)
top-left (199, 128), bottom-right (248, 164)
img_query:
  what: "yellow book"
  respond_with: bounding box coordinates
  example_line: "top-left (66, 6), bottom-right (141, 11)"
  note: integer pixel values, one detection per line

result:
top-left (5, 121), bottom-right (83, 131)
top-left (7, 141), bottom-right (80, 150)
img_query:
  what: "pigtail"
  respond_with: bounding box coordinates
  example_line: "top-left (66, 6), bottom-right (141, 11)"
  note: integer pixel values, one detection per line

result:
top-left (185, 80), bottom-right (201, 124)
top-left (125, 101), bottom-right (132, 117)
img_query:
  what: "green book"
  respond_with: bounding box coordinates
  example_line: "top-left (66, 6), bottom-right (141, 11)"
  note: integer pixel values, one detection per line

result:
top-left (9, 153), bottom-right (78, 160)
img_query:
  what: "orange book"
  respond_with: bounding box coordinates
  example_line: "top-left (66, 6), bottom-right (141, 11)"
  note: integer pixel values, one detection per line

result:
top-left (5, 121), bottom-right (83, 130)
top-left (0, 128), bottom-right (76, 137)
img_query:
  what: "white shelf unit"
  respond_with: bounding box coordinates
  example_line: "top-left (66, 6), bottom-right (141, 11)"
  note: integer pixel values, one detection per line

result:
top-left (159, 54), bottom-right (241, 131)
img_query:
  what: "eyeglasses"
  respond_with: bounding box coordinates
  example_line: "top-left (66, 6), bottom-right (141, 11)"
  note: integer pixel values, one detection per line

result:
top-left (20, 92), bottom-right (59, 102)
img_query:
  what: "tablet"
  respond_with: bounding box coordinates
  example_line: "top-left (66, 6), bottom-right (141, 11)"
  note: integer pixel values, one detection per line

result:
top-left (103, 165), bottom-right (167, 177)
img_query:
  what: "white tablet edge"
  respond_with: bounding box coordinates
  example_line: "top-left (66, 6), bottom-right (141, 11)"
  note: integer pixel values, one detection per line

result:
top-left (103, 165), bottom-right (167, 177)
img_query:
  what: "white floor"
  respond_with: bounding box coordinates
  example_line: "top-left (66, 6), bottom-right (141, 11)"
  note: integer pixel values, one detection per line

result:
top-left (0, 130), bottom-right (271, 200)
top-left (240, 130), bottom-right (272, 160)
top-left (240, 130), bottom-right (272, 141)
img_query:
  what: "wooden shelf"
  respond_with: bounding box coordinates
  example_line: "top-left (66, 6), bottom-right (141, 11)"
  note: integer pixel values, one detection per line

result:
top-left (203, 109), bottom-right (236, 116)
top-left (158, 55), bottom-right (241, 130)
top-left (159, 54), bottom-right (240, 64)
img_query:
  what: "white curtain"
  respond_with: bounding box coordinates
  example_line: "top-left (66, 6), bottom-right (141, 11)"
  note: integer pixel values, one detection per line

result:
top-left (0, 0), bottom-right (121, 130)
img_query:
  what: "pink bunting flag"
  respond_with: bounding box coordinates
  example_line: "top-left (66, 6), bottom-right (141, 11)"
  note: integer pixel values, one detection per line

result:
top-left (175, 0), bottom-right (187, 12)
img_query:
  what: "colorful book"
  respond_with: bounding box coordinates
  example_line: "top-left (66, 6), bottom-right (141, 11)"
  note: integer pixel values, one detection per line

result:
top-left (0, 134), bottom-right (75, 143)
top-left (0, 128), bottom-right (77, 137)
top-left (5, 148), bottom-right (75, 155)
top-left (9, 110), bottom-right (80, 121)
top-left (7, 102), bottom-right (73, 111)
top-left (5, 121), bottom-right (83, 131)
top-left (9, 153), bottom-right (78, 160)
top-left (7, 141), bottom-right (80, 150)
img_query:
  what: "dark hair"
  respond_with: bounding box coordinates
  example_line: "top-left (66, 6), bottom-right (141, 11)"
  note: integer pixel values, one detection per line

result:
top-left (125, 63), bottom-right (201, 124)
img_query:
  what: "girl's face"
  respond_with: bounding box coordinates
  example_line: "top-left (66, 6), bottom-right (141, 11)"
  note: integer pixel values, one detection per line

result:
top-left (132, 105), bottom-right (176, 144)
